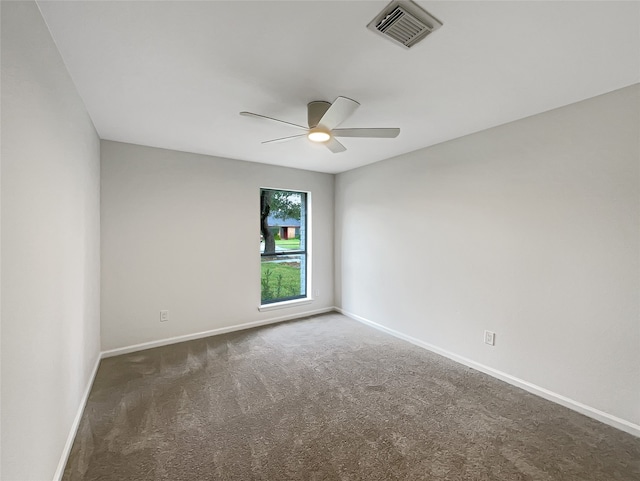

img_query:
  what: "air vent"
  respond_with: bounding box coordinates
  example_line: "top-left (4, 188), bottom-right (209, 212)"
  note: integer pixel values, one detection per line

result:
top-left (367, 0), bottom-right (442, 49)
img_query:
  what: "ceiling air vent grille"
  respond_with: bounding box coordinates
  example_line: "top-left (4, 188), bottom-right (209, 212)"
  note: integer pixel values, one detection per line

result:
top-left (367, 1), bottom-right (443, 49)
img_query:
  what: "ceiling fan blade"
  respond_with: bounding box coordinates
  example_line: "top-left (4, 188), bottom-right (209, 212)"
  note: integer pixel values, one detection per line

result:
top-left (261, 134), bottom-right (307, 144)
top-left (325, 137), bottom-right (346, 153)
top-left (317, 97), bottom-right (360, 131)
top-left (332, 128), bottom-right (400, 138)
top-left (240, 111), bottom-right (307, 130)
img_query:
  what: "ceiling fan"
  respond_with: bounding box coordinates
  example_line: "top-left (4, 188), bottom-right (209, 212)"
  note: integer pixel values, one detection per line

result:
top-left (240, 97), bottom-right (400, 153)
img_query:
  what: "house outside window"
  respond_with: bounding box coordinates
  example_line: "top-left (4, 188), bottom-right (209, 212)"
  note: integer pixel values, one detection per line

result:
top-left (260, 188), bottom-right (308, 305)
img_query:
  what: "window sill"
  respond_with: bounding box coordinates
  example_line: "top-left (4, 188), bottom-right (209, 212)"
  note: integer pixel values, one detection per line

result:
top-left (258, 298), bottom-right (313, 312)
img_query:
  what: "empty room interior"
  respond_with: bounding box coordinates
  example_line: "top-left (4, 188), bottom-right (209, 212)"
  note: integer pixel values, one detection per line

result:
top-left (1, 1), bottom-right (639, 480)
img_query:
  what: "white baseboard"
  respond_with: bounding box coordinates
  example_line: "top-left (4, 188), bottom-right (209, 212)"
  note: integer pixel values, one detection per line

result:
top-left (101, 307), bottom-right (335, 358)
top-left (337, 307), bottom-right (640, 438)
top-left (53, 354), bottom-right (101, 481)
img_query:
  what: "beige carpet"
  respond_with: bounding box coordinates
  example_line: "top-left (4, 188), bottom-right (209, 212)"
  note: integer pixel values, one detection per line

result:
top-left (63, 313), bottom-right (640, 480)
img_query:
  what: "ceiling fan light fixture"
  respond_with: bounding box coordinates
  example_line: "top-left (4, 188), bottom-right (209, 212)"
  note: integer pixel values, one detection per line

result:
top-left (240, 96), bottom-right (400, 153)
top-left (307, 130), bottom-right (331, 143)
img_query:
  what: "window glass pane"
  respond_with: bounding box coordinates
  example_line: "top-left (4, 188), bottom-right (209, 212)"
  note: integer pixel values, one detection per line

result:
top-left (261, 254), bottom-right (304, 304)
top-left (260, 189), bottom-right (307, 304)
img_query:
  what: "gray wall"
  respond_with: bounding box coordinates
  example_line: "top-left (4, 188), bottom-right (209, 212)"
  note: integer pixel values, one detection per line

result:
top-left (335, 84), bottom-right (640, 427)
top-left (1, 2), bottom-right (102, 479)
top-left (100, 141), bottom-right (334, 351)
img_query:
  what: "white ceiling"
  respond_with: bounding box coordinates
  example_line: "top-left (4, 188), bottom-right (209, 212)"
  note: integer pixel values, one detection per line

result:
top-left (37, 1), bottom-right (639, 174)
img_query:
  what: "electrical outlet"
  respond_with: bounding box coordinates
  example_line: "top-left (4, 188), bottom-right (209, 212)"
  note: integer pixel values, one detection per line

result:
top-left (314, 289), bottom-right (320, 298)
top-left (160, 310), bottom-right (169, 322)
top-left (484, 330), bottom-right (495, 346)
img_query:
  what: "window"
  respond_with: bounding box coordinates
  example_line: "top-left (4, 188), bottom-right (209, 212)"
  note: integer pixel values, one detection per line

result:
top-left (260, 188), bottom-right (308, 305)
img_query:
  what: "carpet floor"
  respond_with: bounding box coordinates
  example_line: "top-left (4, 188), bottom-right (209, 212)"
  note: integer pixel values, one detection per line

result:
top-left (63, 313), bottom-right (640, 480)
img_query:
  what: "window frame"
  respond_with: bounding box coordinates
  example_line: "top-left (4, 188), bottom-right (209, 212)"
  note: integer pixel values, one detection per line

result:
top-left (258, 187), bottom-right (311, 309)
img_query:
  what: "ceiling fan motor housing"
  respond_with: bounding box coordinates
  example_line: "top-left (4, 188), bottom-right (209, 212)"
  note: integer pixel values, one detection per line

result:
top-left (307, 101), bottom-right (331, 129)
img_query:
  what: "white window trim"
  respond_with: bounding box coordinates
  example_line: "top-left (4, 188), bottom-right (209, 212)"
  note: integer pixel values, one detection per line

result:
top-left (259, 187), bottom-right (312, 309)
top-left (258, 297), bottom-right (314, 312)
